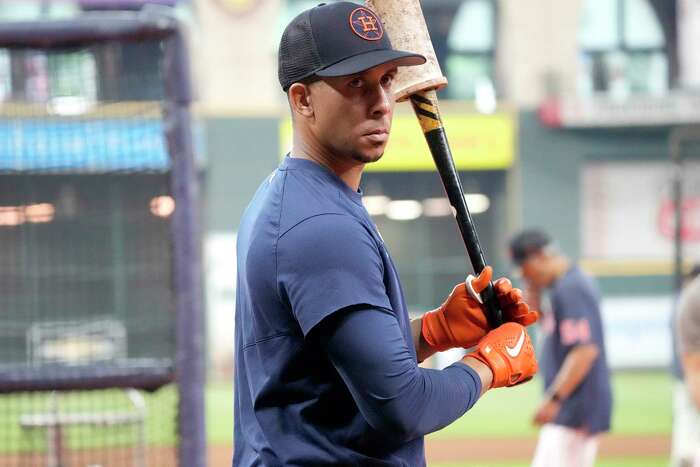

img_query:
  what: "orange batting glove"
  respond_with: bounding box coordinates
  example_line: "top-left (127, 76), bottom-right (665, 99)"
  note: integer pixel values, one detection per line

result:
top-left (466, 322), bottom-right (538, 388)
top-left (421, 266), bottom-right (539, 352)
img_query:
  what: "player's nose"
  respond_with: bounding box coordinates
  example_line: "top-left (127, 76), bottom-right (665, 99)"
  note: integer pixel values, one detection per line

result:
top-left (369, 83), bottom-right (392, 118)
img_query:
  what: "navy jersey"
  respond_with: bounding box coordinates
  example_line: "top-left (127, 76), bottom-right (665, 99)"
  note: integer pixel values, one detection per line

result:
top-left (233, 156), bottom-right (431, 466)
top-left (539, 266), bottom-right (612, 434)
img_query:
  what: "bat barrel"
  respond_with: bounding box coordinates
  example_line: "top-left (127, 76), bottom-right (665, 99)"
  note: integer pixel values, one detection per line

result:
top-left (365, 0), bottom-right (447, 102)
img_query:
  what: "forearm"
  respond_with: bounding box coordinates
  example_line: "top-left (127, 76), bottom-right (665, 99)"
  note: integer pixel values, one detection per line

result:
top-left (412, 317), bottom-right (493, 395)
top-left (546, 343), bottom-right (599, 398)
top-left (385, 363), bottom-right (482, 439)
top-left (682, 353), bottom-right (700, 409)
top-left (322, 307), bottom-right (483, 441)
top-left (459, 356), bottom-right (492, 396)
top-left (411, 317), bottom-right (438, 363)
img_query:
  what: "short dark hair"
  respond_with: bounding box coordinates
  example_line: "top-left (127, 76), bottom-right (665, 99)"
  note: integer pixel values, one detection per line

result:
top-left (295, 74), bottom-right (320, 88)
top-left (509, 229), bottom-right (552, 266)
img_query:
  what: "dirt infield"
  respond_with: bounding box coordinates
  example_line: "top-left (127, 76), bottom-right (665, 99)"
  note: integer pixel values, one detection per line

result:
top-left (0, 435), bottom-right (669, 466)
top-left (208, 434), bottom-right (669, 466)
top-left (0, 446), bottom-right (176, 467)
top-left (424, 434), bottom-right (670, 463)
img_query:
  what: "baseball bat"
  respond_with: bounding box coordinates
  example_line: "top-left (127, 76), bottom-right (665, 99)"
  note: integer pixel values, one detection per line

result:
top-left (366, 0), bottom-right (503, 328)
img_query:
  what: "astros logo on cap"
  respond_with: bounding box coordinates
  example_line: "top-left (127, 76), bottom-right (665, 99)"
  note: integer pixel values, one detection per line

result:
top-left (349, 7), bottom-right (383, 41)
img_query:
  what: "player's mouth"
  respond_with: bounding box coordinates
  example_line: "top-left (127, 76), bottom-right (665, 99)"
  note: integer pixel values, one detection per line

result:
top-left (363, 128), bottom-right (389, 144)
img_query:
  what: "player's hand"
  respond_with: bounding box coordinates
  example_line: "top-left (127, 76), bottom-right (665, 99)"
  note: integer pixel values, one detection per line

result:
top-left (532, 397), bottom-right (561, 426)
top-left (421, 266), bottom-right (539, 351)
top-left (465, 322), bottom-right (538, 388)
top-left (494, 277), bottom-right (539, 326)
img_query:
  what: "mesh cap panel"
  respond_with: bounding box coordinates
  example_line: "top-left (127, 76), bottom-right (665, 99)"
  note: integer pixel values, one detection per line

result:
top-left (278, 10), bottom-right (322, 91)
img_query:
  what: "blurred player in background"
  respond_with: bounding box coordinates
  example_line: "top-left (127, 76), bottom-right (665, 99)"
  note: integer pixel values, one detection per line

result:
top-left (509, 230), bottom-right (612, 467)
top-left (675, 265), bottom-right (700, 467)
top-left (233, 3), bottom-right (539, 465)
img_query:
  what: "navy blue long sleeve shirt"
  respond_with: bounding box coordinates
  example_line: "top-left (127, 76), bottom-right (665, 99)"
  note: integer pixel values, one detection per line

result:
top-left (318, 305), bottom-right (482, 442)
top-left (234, 156), bottom-right (482, 466)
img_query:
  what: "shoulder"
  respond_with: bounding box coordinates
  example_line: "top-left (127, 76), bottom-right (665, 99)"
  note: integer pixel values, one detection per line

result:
top-left (550, 266), bottom-right (601, 317)
top-left (277, 170), bottom-right (361, 231)
top-left (678, 277), bottom-right (700, 351)
top-left (555, 267), bottom-right (598, 297)
top-left (680, 277), bottom-right (700, 320)
top-left (278, 213), bottom-right (378, 258)
top-left (275, 215), bottom-right (390, 336)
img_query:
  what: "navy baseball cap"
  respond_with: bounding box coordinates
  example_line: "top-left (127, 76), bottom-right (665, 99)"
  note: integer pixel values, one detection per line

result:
top-left (278, 2), bottom-right (426, 91)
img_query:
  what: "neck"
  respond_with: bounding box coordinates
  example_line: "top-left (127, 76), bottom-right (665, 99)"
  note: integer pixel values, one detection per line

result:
top-left (291, 134), bottom-right (364, 192)
top-left (549, 256), bottom-right (571, 284)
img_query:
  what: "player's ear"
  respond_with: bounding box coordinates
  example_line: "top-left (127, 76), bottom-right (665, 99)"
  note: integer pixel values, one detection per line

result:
top-left (288, 83), bottom-right (314, 118)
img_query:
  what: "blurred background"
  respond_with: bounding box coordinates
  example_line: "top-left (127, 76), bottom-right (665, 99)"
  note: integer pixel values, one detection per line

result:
top-left (0, 0), bottom-right (699, 466)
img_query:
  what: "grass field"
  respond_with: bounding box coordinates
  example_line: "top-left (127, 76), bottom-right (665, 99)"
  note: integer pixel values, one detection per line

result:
top-left (206, 370), bottom-right (673, 442)
top-left (0, 386), bottom-right (179, 452)
top-left (425, 370), bottom-right (673, 466)
top-left (427, 370), bottom-right (672, 439)
top-left (0, 371), bottom-right (673, 465)
top-left (207, 371), bottom-right (673, 466)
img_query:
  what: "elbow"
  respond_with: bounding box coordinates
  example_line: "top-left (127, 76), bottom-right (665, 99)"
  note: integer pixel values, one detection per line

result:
top-left (365, 404), bottom-right (422, 442)
top-left (585, 343), bottom-right (600, 361)
top-left (682, 354), bottom-right (700, 410)
top-left (574, 343), bottom-right (599, 362)
top-left (385, 411), bottom-right (421, 442)
top-left (686, 372), bottom-right (700, 410)
top-left (690, 386), bottom-right (700, 411)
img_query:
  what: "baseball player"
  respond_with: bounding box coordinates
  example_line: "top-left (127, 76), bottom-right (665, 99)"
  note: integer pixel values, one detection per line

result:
top-left (232, 3), bottom-right (539, 465)
top-left (675, 265), bottom-right (700, 467)
top-left (509, 230), bottom-right (612, 467)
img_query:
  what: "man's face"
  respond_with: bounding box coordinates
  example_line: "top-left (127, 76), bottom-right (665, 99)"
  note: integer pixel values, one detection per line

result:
top-left (307, 63), bottom-right (397, 164)
top-left (518, 251), bottom-right (550, 290)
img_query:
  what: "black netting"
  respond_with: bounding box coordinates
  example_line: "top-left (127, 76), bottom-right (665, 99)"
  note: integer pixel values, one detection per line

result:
top-left (0, 38), bottom-right (178, 467)
top-left (278, 9), bottom-right (322, 90)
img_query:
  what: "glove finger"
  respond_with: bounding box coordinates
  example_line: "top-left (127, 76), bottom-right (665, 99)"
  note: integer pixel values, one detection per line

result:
top-left (518, 310), bottom-right (539, 326)
top-left (513, 306), bottom-right (539, 326)
top-left (503, 302), bottom-right (539, 326)
top-left (504, 288), bottom-right (523, 305)
top-left (471, 266), bottom-right (493, 294)
top-left (502, 302), bottom-right (528, 319)
top-left (493, 277), bottom-right (512, 296)
top-left (510, 288), bottom-right (523, 301)
top-left (496, 287), bottom-right (522, 308)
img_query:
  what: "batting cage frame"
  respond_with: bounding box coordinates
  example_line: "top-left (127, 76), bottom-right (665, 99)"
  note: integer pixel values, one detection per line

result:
top-left (0, 7), bottom-right (206, 467)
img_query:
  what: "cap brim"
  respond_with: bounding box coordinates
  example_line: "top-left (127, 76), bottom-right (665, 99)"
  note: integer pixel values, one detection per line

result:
top-left (316, 49), bottom-right (425, 77)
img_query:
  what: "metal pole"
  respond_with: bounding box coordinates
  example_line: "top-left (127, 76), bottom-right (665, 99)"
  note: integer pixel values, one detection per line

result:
top-left (164, 29), bottom-right (207, 467)
top-left (672, 159), bottom-right (683, 294)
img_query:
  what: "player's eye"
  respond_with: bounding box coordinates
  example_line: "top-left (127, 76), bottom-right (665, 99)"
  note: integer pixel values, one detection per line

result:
top-left (380, 73), bottom-right (394, 88)
top-left (348, 78), bottom-right (364, 88)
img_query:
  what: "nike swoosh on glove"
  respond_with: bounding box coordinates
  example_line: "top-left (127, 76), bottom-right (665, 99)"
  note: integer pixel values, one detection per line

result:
top-left (421, 266), bottom-right (539, 352)
top-left (466, 322), bottom-right (538, 388)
